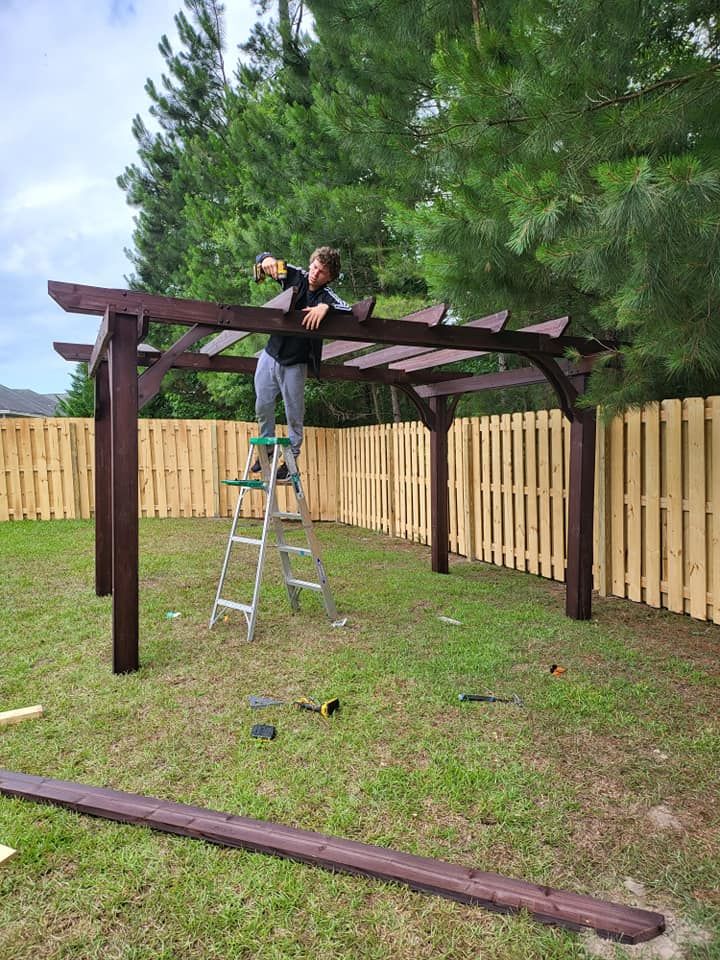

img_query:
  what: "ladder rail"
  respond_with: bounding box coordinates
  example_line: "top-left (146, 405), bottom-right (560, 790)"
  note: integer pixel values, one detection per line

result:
top-left (209, 444), bottom-right (255, 628)
top-left (283, 448), bottom-right (339, 621)
top-left (245, 443), bottom-right (282, 641)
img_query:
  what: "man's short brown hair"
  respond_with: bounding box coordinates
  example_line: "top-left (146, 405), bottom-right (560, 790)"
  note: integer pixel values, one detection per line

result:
top-left (310, 246), bottom-right (341, 281)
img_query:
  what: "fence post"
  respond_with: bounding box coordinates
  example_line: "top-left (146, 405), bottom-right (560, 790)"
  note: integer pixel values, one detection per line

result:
top-left (429, 398), bottom-right (450, 574)
top-left (108, 315), bottom-right (139, 674)
top-left (566, 407), bottom-right (596, 620)
top-left (94, 362), bottom-right (112, 597)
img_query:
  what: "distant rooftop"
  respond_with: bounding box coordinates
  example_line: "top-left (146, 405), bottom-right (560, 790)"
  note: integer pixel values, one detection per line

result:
top-left (0, 384), bottom-right (63, 417)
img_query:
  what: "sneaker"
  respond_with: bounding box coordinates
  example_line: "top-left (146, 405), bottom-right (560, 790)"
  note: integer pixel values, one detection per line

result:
top-left (250, 459), bottom-right (262, 473)
top-left (276, 463), bottom-right (289, 481)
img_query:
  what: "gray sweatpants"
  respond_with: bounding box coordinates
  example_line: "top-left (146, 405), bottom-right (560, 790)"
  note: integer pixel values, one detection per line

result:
top-left (254, 349), bottom-right (307, 457)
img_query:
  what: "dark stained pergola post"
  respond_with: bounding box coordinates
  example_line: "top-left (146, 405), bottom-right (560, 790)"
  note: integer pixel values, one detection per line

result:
top-left (108, 313), bottom-right (139, 673)
top-left (94, 360), bottom-right (112, 596)
top-left (565, 401), bottom-right (597, 620)
top-left (429, 396), bottom-right (450, 574)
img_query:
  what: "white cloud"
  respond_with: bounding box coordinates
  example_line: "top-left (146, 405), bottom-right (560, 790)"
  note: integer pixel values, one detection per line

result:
top-left (0, 0), bottom-right (255, 394)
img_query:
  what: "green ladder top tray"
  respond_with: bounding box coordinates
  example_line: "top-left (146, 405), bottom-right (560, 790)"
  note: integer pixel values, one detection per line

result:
top-left (222, 479), bottom-right (266, 488)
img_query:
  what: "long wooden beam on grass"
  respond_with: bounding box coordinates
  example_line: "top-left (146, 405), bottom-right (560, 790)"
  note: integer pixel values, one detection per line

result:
top-left (0, 769), bottom-right (665, 943)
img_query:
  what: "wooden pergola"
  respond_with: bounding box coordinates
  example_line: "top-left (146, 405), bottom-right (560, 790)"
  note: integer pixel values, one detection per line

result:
top-left (51, 280), bottom-right (605, 674)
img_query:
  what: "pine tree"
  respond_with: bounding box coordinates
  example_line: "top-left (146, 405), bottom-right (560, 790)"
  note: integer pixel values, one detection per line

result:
top-left (393, 0), bottom-right (720, 410)
top-left (56, 365), bottom-right (94, 417)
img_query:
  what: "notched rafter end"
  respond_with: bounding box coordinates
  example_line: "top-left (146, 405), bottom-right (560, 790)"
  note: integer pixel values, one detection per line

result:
top-left (351, 297), bottom-right (376, 323)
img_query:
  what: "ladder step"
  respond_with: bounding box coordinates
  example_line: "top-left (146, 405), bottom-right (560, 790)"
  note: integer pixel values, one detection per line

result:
top-left (231, 535), bottom-right (263, 546)
top-left (286, 578), bottom-right (323, 592)
top-left (273, 511), bottom-right (302, 520)
top-left (222, 479), bottom-right (266, 488)
top-left (278, 545), bottom-right (312, 557)
top-left (216, 599), bottom-right (253, 614)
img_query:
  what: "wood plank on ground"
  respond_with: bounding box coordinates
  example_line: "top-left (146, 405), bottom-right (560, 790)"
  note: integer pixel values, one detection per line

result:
top-left (0, 769), bottom-right (665, 944)
top-left (0, 844), bottom-right (17, 864)
top-left (0, 706), bottom-right (43, 727)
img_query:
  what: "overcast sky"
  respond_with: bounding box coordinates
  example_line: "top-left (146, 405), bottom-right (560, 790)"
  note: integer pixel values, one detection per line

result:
top-left (0, 0), bottom-right (254, 395)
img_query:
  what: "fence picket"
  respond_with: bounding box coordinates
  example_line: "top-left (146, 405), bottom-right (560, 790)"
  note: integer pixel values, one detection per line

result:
top-left (501, 414), bottom-right (514, 569)
top-left (644, 404), bottom-right (661, 607)
top-left (512, 413), bottom-right (526, 570)
top-left (626, 409), bottom-right (642, 602)
top-left (550, 409), bottom-right (564, 581)
top-left (537, 411), bottom-right (552, 578)
top-left (711, 397), bottom-right (720, 625)
top-left (686, 398), bottom-right (707, 619)
top-left (664, 399), bottom-right (684, 613)
top-left (610, 414), bottom-right (625, 598)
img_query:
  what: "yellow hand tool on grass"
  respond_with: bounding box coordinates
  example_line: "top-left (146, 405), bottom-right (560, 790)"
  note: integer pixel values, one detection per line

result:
top-left (293, 696), bottom-right (340, 718)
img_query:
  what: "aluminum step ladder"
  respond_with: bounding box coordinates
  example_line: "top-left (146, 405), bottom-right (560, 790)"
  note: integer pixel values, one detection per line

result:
top-left (209, 437), bottom-right (340, 641)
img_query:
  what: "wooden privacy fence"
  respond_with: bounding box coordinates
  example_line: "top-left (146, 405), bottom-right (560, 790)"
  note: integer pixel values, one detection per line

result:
top-left (1, 398), bottom-right (718, 622)
top-left (0, 419), bottom-right (338, 525)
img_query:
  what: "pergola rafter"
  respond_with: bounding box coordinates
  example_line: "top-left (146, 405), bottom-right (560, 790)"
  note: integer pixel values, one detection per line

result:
top-left (50, 280), bottom-right (608, 674)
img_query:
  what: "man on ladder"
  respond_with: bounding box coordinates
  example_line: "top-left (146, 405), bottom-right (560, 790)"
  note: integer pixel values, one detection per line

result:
top-left (252, 246), bottom-right (351, 479)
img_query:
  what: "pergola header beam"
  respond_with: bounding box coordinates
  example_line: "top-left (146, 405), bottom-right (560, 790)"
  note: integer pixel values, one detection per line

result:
top-left (48, 282), bottom-right (600, 358)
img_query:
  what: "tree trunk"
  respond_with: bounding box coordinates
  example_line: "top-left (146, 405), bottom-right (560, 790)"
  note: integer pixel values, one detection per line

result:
top-left (371, 383), bottom-right (384, 424)
top-left (390, 386), bottom-right (402, 423)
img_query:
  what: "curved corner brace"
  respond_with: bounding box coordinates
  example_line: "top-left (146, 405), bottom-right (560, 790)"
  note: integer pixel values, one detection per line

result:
top-left (523, 354), bottom-right (580, 421)
top-left (394, 384), bottom-right (436, 431)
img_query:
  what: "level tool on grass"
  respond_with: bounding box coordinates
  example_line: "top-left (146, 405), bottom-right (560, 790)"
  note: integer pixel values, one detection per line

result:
top-left (209, 437), bottom-right (340, 641)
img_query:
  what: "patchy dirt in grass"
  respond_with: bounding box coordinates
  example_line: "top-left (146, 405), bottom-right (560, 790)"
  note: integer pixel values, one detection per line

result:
top-left (582, 885), bottom-right (714, 959)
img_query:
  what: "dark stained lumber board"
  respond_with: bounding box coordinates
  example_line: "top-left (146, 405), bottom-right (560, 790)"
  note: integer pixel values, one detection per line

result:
top-left (322, 303), bottom-right (447, 363)
top-left (0, 769), bottom-right (665, 944)
top-left (49, 281), bottom-right (596, 357)
top-left (392, 315), bottom-right (566, 372)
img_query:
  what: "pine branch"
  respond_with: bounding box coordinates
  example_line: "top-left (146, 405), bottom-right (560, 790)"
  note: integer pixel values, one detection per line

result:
top-left (415, 62), bottom-right (720, 142)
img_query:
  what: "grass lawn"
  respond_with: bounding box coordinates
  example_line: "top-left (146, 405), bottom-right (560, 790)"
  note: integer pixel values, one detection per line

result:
top-left (0, 517), bottom-right (718, 960)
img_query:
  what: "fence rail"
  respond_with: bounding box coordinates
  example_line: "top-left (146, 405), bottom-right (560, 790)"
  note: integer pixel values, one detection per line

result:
top-left (1, 400), bottom-right (718, 622)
